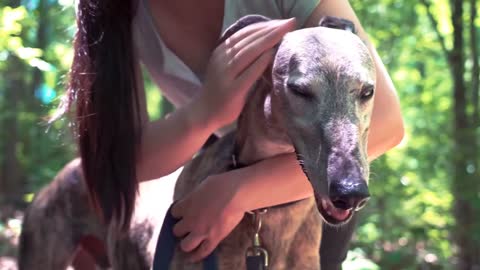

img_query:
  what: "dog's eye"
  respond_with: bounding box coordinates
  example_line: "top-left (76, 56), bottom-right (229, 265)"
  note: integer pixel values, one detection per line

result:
top-left (360, 85), bottom-right (374, 101)
top-left (288, 82), bottom-right (312, 98)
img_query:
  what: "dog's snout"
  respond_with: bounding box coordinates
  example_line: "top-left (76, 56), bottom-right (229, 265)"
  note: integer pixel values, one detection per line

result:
top-left (329, 179), bottom-right (370, 211)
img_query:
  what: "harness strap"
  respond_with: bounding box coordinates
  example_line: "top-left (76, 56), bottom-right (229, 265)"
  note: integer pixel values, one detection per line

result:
top-left (152, 204), bottom-right (218, 270)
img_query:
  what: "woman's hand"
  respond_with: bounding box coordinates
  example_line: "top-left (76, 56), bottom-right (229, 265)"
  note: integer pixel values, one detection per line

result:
top-left (195, 18), bottom-right (296, 130)
top-left (137, 19), bottom-right (296, 181)
top-left (171, 174), bottom-right (245, 262)
top-left (170, 153), bottom-right (314, 262)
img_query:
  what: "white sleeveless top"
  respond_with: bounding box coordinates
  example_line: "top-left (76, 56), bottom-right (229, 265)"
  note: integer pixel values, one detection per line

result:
top-left (132, 0), bottom-right (320, 108)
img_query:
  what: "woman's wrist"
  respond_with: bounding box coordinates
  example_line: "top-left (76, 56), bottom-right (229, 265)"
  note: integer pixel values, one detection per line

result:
top-left (137, 96), bottom-right (220, 181)
top-left (186, 94), bottom-right (220, 136)
top-left (209, 170), bottom-right (249, 213)
top-left (223, 154), bottom-right (314, 212)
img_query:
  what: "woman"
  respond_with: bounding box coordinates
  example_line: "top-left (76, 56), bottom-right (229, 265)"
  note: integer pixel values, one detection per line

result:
top-left (66, 0), bottom-right (404, 268)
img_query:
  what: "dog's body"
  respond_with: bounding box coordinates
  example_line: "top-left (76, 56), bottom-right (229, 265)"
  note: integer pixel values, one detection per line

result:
top-left (171, 132), bottom-right (322, 270)
top-left (19, 159), bottom-right (109, 270)
top-left (19, 16), bottom-right (375, 270)
top-left (19, 158), bottom-right (175, 270)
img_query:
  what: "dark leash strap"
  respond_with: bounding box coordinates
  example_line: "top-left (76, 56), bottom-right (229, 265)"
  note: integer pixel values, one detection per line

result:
top-left (152, 203), bottom-right (218, 270)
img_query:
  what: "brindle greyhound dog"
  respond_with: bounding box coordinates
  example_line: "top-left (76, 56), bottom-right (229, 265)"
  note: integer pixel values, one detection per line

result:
top-left (19, 15), bottom-right (375, 269)
top-left (169, 15), bottom-right (374, 269)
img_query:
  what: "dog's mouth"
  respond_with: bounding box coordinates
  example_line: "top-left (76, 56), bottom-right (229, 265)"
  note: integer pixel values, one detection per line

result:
top-left (295, 153), bottom-right (355, 225)
top-left (315, 195), bottom-right (353, 226)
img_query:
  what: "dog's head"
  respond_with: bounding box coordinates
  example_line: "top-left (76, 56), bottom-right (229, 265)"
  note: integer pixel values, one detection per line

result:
top-left (222, 16), bottom-right (375, 226)
top-left (272, 18), bottom-right (375, 226)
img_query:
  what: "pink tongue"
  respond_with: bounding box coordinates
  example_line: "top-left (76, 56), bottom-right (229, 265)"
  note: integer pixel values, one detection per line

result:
top-left (329, 207), bottom-right (350, 221)
top-left (319, 198), bottom-right (352, 221)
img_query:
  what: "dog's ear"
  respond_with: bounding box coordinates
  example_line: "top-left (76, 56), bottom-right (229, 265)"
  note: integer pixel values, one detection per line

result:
top-left (318, 16), bottom-right (356, 34)
top-left (218, 15), bottom-right (271, 45)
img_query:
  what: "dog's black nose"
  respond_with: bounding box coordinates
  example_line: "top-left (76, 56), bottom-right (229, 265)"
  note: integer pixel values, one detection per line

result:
top-left (329, 179), bottom-right (370, 211)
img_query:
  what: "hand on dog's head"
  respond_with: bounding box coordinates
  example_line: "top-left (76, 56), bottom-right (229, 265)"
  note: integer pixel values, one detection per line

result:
top-left (219, 15), bottom-right (356, 45)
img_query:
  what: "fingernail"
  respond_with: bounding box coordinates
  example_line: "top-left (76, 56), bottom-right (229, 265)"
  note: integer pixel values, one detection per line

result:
top-left (271, 18), bottom-right (296, 28)
top-left (280, 18), bottom-right (296, 24)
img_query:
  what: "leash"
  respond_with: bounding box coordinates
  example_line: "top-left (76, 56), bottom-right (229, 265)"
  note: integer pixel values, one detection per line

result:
top-left (153, 135), bottom-right (220, 270)
top-left (152, 204), bottom-right (218, 270)
top-left (232, 154), bottom-right (270, 270)
top-left (245, 209), bottom-right (269, 269)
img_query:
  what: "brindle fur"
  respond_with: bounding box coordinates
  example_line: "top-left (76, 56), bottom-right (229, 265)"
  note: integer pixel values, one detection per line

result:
top-left (18, 16), bottom-right (375, 270)
top-left (19, 159), bottom-right (110, 270)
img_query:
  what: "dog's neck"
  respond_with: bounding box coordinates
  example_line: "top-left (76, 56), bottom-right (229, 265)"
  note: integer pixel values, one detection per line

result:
top-left (234, 78), bottom-right (294, 166)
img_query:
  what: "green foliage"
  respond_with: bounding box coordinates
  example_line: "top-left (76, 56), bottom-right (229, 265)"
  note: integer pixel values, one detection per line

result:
top-left (0, 3), bottom-right (76, 195)
top-left (343, 248), bottom-right (380, 270)
top-left (143, 66), bottom-right (167, 121)
top-left (0, 1), bottom-right (163, 196)
top-left (349, 0), bottom-right (479, 268)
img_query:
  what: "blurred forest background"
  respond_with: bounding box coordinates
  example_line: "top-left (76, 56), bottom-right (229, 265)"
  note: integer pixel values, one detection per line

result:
top-left (0, 0), bottom-right (479, 269)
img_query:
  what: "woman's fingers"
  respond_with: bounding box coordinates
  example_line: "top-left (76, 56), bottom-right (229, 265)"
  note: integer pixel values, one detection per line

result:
top-left (222, 20), bottom-right (272, 49)
top-left (172, 219), bottom-right (189, 237)
top-left (180, 232), bottom-right (205, 253)
top-left (222, 21), bottom-right (272, 57)
top-left (223, 20), bottom-right (278, 60)
top-left (229, 18), bottom-right (296, 75)
top-left (167, 175), bottom-right (246, 261)
top-left (171, 200), bottom-right (185, 219)
top-left (224, 23), bottom-right (275, 73)
top-left (188, 239), bottom-right (216, 263)
top-left (234, 49), bottom-right (276, 91)
top-left (187, 219), bottom-right (236, 262)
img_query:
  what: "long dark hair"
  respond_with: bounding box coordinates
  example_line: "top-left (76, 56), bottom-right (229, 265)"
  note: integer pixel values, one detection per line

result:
top-left (61, 0), bottom-right (141, 230)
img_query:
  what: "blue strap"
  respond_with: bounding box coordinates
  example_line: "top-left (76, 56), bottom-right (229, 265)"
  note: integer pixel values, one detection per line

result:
top-left (152, 204), bottom-right (218, 270)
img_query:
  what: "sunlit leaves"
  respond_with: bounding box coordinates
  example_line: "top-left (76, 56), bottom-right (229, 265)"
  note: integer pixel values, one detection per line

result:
top-left (343, 248), bottom-right (380, 270)
top-left (142, 65), bottom-right (165, 121)
top-left (0, 6), bottom-right (26, 35)
top-left (0, 6), bottom-right (57, 73)
top-left (0, 2), bottom-right (76, 197)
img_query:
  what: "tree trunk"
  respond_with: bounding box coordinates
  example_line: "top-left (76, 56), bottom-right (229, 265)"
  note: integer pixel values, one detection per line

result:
top-left (0, 0), bottom-right (32, 205)
top-left (30, 0), bottom-right (49, 106)
top-left (470, 0), bottom-right (479, 125)
top-left (449, 0), bottom-right (480, 268)
top-left (0, 57), bottom-right (23, 204)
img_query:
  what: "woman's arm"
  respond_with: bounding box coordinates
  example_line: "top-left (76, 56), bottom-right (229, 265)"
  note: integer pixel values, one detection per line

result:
top-left (229, 154), bottom-right (312, 210)
top-left (172, 153), bottom-right (313, 261)
top-left (136, 19), bottom-right (296, 181)
top-left (137, 101), bottom-right (218, 181)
